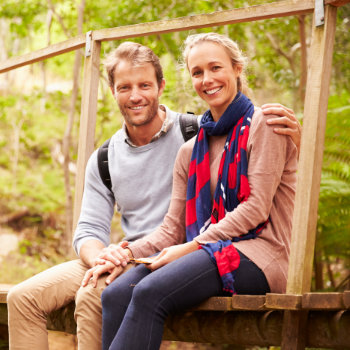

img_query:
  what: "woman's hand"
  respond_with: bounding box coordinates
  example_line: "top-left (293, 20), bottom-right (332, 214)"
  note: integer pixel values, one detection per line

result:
top-left (147, 241), bottom-right (199, 271)
top-left (261, 103), bottom-right (302, 156)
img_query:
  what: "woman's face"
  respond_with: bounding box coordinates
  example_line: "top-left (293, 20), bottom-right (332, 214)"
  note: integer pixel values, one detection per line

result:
top-left (187, 41), bottom-right (242, 121)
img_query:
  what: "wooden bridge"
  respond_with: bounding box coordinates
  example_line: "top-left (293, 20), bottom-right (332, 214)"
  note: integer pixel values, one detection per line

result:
top-left (1, 0), bottom-right (349, 349)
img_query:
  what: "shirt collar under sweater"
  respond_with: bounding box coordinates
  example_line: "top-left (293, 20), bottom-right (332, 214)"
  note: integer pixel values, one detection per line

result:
top-left (122, 105), bottom-right (173, 148)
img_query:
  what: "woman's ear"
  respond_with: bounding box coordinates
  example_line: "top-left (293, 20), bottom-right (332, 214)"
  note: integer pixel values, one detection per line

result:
top-left (235, 64), bottom-right (243, 76)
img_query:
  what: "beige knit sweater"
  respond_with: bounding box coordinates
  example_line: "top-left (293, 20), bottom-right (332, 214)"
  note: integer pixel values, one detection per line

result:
top-left (129, 108), bottom-right (298, 293)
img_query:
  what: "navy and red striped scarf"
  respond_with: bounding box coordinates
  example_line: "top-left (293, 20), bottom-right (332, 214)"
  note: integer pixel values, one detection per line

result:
top-left (186, 92), bottom-right (267, 294)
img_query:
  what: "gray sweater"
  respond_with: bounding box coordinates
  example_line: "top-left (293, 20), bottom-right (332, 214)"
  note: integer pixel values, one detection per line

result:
top-left (73, 106), bottom-right (190, 255)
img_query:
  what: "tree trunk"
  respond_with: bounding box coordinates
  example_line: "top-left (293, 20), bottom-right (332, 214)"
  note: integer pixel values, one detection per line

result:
top-left (61, 0), bottom-right (85, 254)
top-left (41, 9), bottom-right (53, 109)
top-left (314, 248), bottom-right (324, 290)
top-left (326, 257), bottom-right (336, 289)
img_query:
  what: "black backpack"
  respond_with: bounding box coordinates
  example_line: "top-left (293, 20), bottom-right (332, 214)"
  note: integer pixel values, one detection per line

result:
top-left (97, 113), bottom-right (199, 192)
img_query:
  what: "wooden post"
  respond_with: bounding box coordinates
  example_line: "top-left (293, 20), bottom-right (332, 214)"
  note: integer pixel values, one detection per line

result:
top-left (72, 38), bottom-right (101, 232)
top-left (281, 4), bottom-right (338, 350)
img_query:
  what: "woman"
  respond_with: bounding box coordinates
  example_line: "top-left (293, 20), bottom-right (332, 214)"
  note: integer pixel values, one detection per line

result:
top-left (101, 33), bottom-right (298, 350)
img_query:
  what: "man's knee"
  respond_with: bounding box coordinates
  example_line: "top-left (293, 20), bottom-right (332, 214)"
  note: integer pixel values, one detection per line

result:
top-left (75, 275), bottom-right (108, 318)
top-left (7, 282), bottom-right (36, 313)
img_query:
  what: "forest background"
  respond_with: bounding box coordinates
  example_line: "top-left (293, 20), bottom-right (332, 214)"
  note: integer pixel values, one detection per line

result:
top-left (0, 0), bottom-right (349, 347)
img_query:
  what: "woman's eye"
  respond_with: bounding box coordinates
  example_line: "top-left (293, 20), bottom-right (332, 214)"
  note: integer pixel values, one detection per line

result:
top-left (192, 70), bottom-right (201, 77)
top-left (212, 66), bottom-right (221, 71)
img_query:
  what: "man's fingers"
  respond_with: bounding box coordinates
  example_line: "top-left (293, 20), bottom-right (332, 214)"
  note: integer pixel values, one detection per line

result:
top-left (261, 103), bottom-right (294, 114)
top-left (266, 116), bottom-right (296, 128)
top-left (263, 108), bottom-right (295, 120)
top-left (100, 252), bottom-right (121, 266)
top-left (119, 241), bottom-right (129, 249)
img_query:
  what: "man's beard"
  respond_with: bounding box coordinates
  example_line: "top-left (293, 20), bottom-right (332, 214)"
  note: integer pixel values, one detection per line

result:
top-left (119, 98), bottom-right (159, 127)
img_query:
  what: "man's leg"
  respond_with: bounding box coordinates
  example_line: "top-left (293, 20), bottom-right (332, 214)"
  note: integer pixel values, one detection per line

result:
top-left (7, 259), bottom-right (88, 350)
top-left (75, 263), bottom-right (134, 350)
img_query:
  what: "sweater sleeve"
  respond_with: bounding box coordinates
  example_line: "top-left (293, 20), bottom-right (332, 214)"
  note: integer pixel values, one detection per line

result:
top-left (73, 150), bottom-right (115, 256)
top-left (194, 109), bottom-right (297, 244)
top-left (128, 141), bottom-right (193, 258)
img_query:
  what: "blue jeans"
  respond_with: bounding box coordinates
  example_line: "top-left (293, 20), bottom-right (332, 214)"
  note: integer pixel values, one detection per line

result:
top-left (101, 249), bottom-right (269, 350)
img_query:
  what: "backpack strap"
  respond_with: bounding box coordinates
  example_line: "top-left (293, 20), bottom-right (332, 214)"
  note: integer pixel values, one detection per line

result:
top-left (97, 138), bottom-right (112, 192)
top-left (179, 113), bottom-right (199, 142)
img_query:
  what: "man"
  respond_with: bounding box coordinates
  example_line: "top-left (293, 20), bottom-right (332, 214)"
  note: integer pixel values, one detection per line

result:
top-left (7, 42), bottom-right (301, 350)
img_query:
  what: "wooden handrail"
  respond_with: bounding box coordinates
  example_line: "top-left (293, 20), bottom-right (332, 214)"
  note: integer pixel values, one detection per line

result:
top-left (92, 0), bottom-right (315, 41)
top-left (0, 35), bottom-right (86, 74)
top-left (0, 0), bottom-right (317, 74)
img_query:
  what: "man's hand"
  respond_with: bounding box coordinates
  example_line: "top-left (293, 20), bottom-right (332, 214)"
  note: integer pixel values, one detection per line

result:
top-left (262, 103), bottom-right (302, 155)
top-left (94, 241), bottom-right (132, 267)
top-left (81, 260), bottom-right (124, 288)
top-left (147, 241), bottom-right (199, 271)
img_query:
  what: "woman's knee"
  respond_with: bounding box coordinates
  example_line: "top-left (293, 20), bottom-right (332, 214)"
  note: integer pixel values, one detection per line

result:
top-left (101, 281), bottom-right (131, 310)
top-left (131, 277), bottom-right (161, 308)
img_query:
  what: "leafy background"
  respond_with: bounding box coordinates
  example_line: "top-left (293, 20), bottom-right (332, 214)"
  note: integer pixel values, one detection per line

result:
top-left (0, 0), bottom-right (349, 347)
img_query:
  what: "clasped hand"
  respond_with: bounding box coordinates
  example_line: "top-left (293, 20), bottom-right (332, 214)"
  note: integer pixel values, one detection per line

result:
top-left (81, 241), bottom-right (130, 288)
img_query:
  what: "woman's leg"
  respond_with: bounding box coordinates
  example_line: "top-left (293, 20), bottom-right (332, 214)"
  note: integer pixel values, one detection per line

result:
top-left (104, 248), bottom-right (270, 350)
top-left (109, 249), bottom-right (223, 350)
top-left (234, 250), bottom-right (270, 294)
top-left (101, 263), bottom-right (152, 350)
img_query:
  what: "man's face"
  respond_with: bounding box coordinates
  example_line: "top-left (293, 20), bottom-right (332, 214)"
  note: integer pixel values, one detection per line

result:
top-left (112, 60), bottom-right (165, 128)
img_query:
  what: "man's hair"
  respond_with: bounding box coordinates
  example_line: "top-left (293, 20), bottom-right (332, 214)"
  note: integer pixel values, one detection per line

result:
top-left (104, 42), bottom-right (164, 89)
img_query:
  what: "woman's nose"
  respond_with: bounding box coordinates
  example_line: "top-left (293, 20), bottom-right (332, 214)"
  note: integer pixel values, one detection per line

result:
top-left (202, 70), bottom-right (213, 85)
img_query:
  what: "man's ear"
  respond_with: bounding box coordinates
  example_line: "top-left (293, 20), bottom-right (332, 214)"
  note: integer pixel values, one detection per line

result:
top-left (158, 78), bottom-right (166, 97)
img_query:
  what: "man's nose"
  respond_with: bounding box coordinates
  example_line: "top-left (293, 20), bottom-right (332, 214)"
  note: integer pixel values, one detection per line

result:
top-left (129, 88), bottom-right (142, 102)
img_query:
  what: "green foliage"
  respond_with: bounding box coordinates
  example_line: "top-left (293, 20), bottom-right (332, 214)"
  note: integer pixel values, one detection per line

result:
top-left (0, 0), bottom-right (349, 288)
top-left (317, 92), bottom-right (350, 264)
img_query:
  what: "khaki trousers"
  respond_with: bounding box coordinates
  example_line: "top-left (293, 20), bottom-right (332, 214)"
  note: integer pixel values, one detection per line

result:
top-left (7, 259), bottom-right (133, 350)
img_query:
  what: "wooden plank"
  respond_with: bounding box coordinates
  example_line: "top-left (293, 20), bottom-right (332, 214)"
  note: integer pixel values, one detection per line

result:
top-left (231, 295), bottom-right (266, 310)
top-left (281, 5), bottom-right (338, 350)
top-left (286, 5), bottom-right (338, 296)
top-left (1, 0), bottom-right (349, 74)
top-left (0, 285), bottom-right (12, 304)
top-left (72, 40), bottom-right (101, 231)
top-left (0, 35), bottom-right (85, 74)
top-left (93, 0), bottom-right (315, 42)
top-left (193, 297), bottom-right (232, 311)
top-left (265, 293), bottom-right (302, 310)
top-left (343, 291), bottom-right (350, 309)
top-left (325, 0), bottom-right (350, 6)
top-left (302, 292), bottom-right (345, 310)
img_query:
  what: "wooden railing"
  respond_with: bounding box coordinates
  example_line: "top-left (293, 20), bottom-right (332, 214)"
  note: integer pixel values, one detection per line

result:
top-left (1, 0), bottom-right (349, 348)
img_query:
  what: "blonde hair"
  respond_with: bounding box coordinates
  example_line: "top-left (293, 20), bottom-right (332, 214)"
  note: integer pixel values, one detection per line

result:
top-left (104, 42), bottom-right (163, 89)
top-left (182, 32), bottom-right (249, 94)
